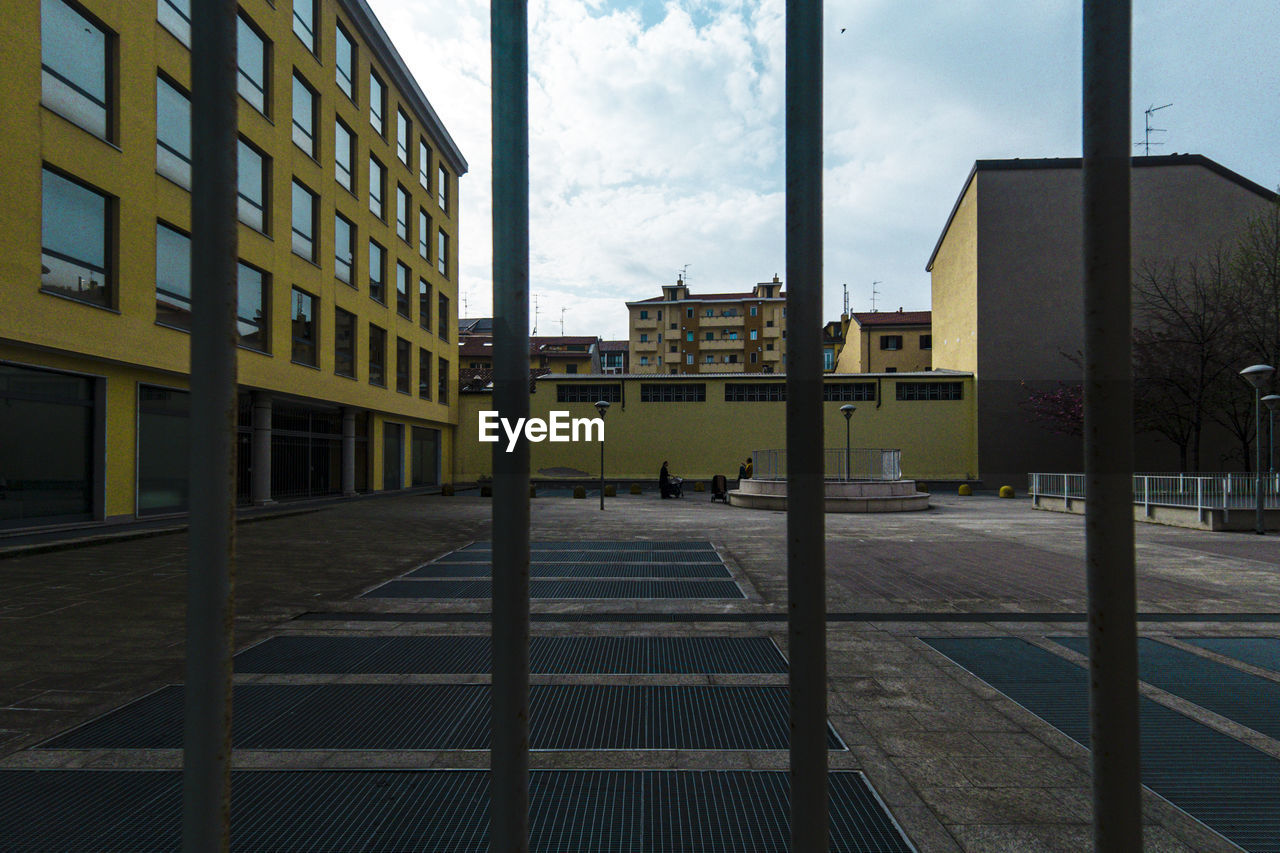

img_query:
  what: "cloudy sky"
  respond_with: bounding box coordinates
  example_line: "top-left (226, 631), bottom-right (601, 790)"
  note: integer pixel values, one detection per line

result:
top-left (367, 0), bottom-right (1280, 341)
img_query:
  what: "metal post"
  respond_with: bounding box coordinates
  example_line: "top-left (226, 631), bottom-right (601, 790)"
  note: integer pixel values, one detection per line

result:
top-left (183, 1), bottom-right (238, 850)
top-left (250, 392), bottom-right (272, 505)
top-left (491, 1), bottom-right (531, 849)
top-left (1082, 2), bottom-right (1141, 849)
top-left (1256, 387), bottom-right (1264, 534)
top-left (341, 408), bottom-right (356, 497)
top-left (785, 0), bottom-right (827, 847)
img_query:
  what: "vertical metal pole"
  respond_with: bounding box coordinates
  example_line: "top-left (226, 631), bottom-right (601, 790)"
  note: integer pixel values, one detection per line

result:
top-left (491, 1), bottom-right (531, 849)
top-left (341, 408), bottom-right (357, 497)
top-left (250, 392), bottom-right (272, 505)
top-left (599, 435), bottom-right (605, 510)
top-left (844, 419), bottom-right (850, 482)
top-left (1256, 389), bottom-right (1264, 534)
top-left (1082, 2), bottom-right (1141, 849)
top-left (785, 0), bottom-right (827, 848)
top-left (183, 1), bottom-right (238, 850)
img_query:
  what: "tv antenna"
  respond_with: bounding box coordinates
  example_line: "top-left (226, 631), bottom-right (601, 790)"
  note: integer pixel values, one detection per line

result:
top-left (532, 294), bottom-right (539, 336)
top-left (870, 281), bottom-right (882, 312)
top-left (461, 292), bottom-right (468, 316)
top-left (560, 307), bottom-right (566, 336)
top-left (679, 264), bottom-right (691, 284)
top-left (1134, 103), bottom-right (1172, 156)
top-left (842, 283), bottom-right (849, 316)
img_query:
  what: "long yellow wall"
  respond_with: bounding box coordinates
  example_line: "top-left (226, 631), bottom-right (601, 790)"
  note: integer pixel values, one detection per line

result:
top-left (455, 375), bottom-right (977, 483)
top-left (929, 176), bottom-right (979, 375)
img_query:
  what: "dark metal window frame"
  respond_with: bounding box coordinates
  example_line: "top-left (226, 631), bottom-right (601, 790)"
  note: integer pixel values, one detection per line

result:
top-left (640, 383), bottom-right (706, 402)
top-left (895, 381), bottom-right (962, 401)
top-left (557, 384), bottom-right (621, 403)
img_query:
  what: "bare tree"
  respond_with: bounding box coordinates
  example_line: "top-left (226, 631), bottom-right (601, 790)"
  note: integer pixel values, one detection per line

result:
top-left (1233, 196), bottom-right (1280, 385)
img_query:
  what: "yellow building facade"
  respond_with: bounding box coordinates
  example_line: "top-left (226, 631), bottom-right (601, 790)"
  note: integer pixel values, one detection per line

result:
top-left (1, 0), bottom-right (465, 530)
top-left (832, 311), bottom-right (932, 374)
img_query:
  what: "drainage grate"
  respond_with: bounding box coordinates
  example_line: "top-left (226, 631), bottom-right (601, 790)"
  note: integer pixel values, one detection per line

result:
top-left (408, 562), bottom-right (731, 579)
top-left (41, 685), bottom-right (841, 751)
top-left (1054, 636), bottom-right (1280, 742)
top-left (926, 637), bottom-right (1280, 853)
top-left (364, 579), bottom-right (744, 599)
top-left (1182, 636), bottom-right (1280, 673)
top-left (435, 550), bottom-right (725, 565)
top-left (461, 540), bottom-right (718, 552)
top-left (235, 636), bottom-right (788, 674)
top-left (0, 770), bottom-right (912, 852)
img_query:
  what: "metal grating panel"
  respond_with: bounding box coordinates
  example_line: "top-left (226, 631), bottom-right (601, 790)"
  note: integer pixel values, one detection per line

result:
top-left (926, 637), bottom-right (1280, 853)
top-left (41, 684), bottom-right (840, 751)
top-left (0, 770), bottom-right (912, 852)
top-left (235, 636), bottom-right (787, 674)
top-left (294, 610), bottom-right (1280, 624)
top-left (434, 551), bottom-right (726, 565)
top-left (364, 579), bottom-right (744, 599)
top-left (409, 562), bottom-right (731, 579)
top-left (461, 540), bottom-right (717, 552)
top-left (1182, 636), bottom-right (1280, 673)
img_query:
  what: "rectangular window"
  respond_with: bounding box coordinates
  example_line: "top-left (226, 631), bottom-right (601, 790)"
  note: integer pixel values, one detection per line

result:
top-left (706, 309), bottom-right (713, 317)
top-left (685, 353), bottom-right (693, 365)
top-left (749, 329), bottom-right (758, 340)
top-left (155, 76), bottom-right (191, 187)
top-left (437, 164), bottom-right (448, 212)
top-left (823, 383), bottom-right (876, 402)
top-left (396, 261), bottom-right (411, 318)
top-left (880, 335), bottom-right (903, 351)
top-left (396, 185), bottom-right (410, 242)
top-left (291, 287), bottom-right (316, 366)
top-left (292, 72), bottom-right (316, 156)
top-left (138, 385), bottom-right (189, 515)
top-left (750, 353), bottom-right (758, 363)
top-left (750, 305), bottom-right (758, 317)
top-left (237, 139), bottom-right (267, 232)
top-left (236, 261), bottom-right (268, 352)
top-left (368, 239), bottom-right (386, 303)
top-left (640, 356), bottom-right (649, 366)
top-left (396, 337), bottom-right (411, 393)
top-left (292, 0), bottom-right (315, 51)
top-left (437, 356), bottom-right (449, 403)
top-left (725, 383), bottom-right (785, 402)
top-left (823, 349), bottom-right (834, 371)
top-left (418, 279), bottom-right (432, 330)
top-left (369, 156), bottom-right (385, 219)
top-left (437, 293), bottom-right (450, 340)
top-left (727, 354), bottom-right (738, 363)
top-left (369, 70), bottom-right (385, 135)
top-left (920, 334), bottom-right (932, 350)
top-left (639, 334), bottom-right (648, 343)
top-left (42, 168), bottom-right (111, 308)
top-left (290, 179), bottom-right (316, 261)
top-left (397, 109), bottom-right (411, 164)
top-left (557, 384), bottom-right (622, 403)
top-left (437, 229), bottom-right (449, 277)
top-left (154, 222), bottom-right (191, 329)
top-left (896, 381), bottom-right (963, 401)
top-left (729, 331), bottom-right (737, 341)
top-left (686, 308), bottom-right (693, 318)
top-left (334, 213), bottom-right (354, 284)
top-left (685, 332), bottom-right (693, 342)
top-left (703, 354), bottom-right (714, 364)
top-left (158, 0), bottom-right (191, 44)
top-left (418, 209), bottom-right (431, 259)
top-left (335, 23), bottom-right (355, 100)
top-left (639, 310), bottom-right (648, 320)
top-left (419, 349), bottom-right (432, 399)
top-left (42, 0), bottom-right (111, 140)
top-left (236, 13), bottom-right (268, 115)
top-left (368, 324), bottom-right (386, 386)
top-left (334, 307), bottom-right (356, 377)
top-left (704, 332), bottom-right (713, 341)
top-left (334, 118), bottom-right (354, 191)
top-left (640, 384), bottom-right (705, 402)
top-left (419, 139), bottom-right (431, 189)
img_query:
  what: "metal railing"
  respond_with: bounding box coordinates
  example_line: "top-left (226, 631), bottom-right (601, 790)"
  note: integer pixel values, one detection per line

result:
top-left (752, 448), bottom-right (902, 481)
top-left (1029, 472), bottom-right (1280, 522)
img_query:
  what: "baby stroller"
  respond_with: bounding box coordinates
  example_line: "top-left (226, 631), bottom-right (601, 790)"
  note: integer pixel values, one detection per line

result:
top-left (711, 474), bottom-right (728, 503)
top-left (669, 476), bottom-right (684, 498)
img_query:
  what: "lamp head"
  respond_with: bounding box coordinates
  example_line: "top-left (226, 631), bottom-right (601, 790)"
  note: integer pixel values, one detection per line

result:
top-left (1240, 364), bottom-right (1275, 390)
top-left (594, 399), bottom-right (611, 416)
top-left (1263, 394), bottom-right (1280, 413)
top-left (839, 404), bottom-right (856, 420)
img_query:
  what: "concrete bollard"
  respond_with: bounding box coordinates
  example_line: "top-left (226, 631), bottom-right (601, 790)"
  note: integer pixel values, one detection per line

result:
top-left (958, 484), bottom-right (972, 496)
top-left (573, 486), bottom-right (586, 499)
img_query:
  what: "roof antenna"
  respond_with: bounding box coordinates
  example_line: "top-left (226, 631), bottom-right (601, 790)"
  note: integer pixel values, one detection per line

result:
top-left (679, 264), bottom-right (690, 284)
top-left (532, 294), bottom-right (539, 336)
top-left (842, 283), bottom-right (849, 316)
top-left (1134, 103), bottom-right (1172, 156)
top-left (560, 307), bottom-right (566, 336)
top-left (462, 292), bottom-right (468, 317)
top-left (870, 281), bottom-right (881, 313)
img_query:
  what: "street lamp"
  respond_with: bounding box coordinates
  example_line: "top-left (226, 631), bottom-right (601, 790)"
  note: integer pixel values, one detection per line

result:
top-left (1264, 395), bottom-right (1280, 474)
top-left (594, 400), bottom-right (610, 510)
top-left (840, 404), bottom-right (855, 481)
top-left (1240, 364), bottom-right (1274, 535)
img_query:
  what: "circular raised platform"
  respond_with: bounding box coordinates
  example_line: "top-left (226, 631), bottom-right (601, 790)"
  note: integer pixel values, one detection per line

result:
top-left (728, 478), bottom-right (930, 513)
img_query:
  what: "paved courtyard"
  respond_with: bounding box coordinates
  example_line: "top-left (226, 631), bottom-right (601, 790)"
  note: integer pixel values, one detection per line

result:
top-left (2, 490), bottom-right (1279, 850)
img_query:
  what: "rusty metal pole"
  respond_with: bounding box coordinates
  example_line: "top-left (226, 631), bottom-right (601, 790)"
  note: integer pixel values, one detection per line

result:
top-left (1082, 1), bottom-right (1141, 849)
top-left (183, 0), bottom-right (239, 850)
top-left (786, 0), bottom-right (827, 848)
top-left (490, 1), bottom-right (531, 849)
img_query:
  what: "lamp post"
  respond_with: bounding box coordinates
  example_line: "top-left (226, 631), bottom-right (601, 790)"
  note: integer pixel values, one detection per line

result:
top-left (1240, 365), bottom-right (1274, 535)
top-left (840, 404), bottom-right (855, 481)
top-left (595, 400), bottom-right (610, 510)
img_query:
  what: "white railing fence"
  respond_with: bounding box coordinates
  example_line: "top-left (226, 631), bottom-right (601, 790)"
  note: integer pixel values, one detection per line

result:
top-left (752, 448), bottom-right (903, 481)
top-left (1029, 472), bottom-right (1280, 522)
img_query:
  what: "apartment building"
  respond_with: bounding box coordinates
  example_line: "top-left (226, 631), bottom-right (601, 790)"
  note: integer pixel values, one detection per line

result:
top-left (626, 276), bottom-right (787, 374)
top-left (832, 310), bottom-right (932, 374)
top-left (459, 334), bottom-right (601, 374)
top-left (0, 0), bottom-right (466, 531)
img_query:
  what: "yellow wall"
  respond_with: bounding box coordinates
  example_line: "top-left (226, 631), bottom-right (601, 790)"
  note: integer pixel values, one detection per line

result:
top-left (455, 375), bottom-right (977, 483)
top-left (928, 176), bottom-right (979, 374)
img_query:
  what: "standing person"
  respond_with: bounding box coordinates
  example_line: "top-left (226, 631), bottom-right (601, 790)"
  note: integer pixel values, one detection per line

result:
top-left (744, 456), bottom-right (753, 479)
top-left (659, 460), bottom-right (671, 498)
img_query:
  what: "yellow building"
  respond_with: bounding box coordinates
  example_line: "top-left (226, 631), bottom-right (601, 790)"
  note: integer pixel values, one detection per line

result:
top-left (626, 276), bottom-right (787, 374)
top-left (459, 335), bottom-right (601, 375)
top-left (0, 0), bottom-right (465, 531)
top-left (832, 310), bottom-right (932, 374)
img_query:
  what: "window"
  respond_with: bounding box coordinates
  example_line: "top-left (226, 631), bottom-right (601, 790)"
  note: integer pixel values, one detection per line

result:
top-left (369, 156), bottom-right (385, 218)
top-left (686, 308), bottom-right (693, 318)
top-left (437, 229), bottom-right (449, 277)
top-left (704, 332), bottom-right (714, 342)
top-left (396, 337), bottom-right (411, 393)
top-left (41, 168), bottom-right (111, 308)
top-left (418, 279), bottom-right (431, 330)
top-left (293, 0), bottom-right (315, 52)
top-left (639, 310), bottom-right (648, 320)
top-left (640, 357), bottom-right (648, 366)
top-left (236, 13), bottom-right (268, 115)
top-left (766, 342), bottom-right (774, 351)
top-left (639, 334), bottom-right (648, 343)
top-left (566, 364), bottom-right (579, 374)
top-left (823, 349), bottom-right (834, 371)
top-left (725, 383), bottom-right (785, 402)
top-left (880, 335), bottom-right (903, 351)
top-left (418, 209), bottom-right (431, 259)
top-left (749, 329), bottom-right (758, 340)
top-left (750, 353), bottom-right (758, 363)
top-left (236, 261), bottom-right (268, 352)
top-left (42, 0), bottom-right (112, 139)
top-left (657, 310), bottom-right (662, 320)
top-left (396, 185), bottom-right (410, 242)
top-left (292, 72), bottom-right (316, 156)
top-left (369, 70), bottom-right (385, 135)
top-left (335, 23), bottom-right (355, 100)
top-left (670, 323), bottom-right (677, 330)
top-left (334, 307), bottom-right (356, 377)
top-left (640, 383), bottom-right (705, 402)
top-left (920, 334), bottom-right (932, 350)
top-left (896, 381), bottom-right (963, 401)
top-left (438, 293), bottom-right (450, 340)
top-left (558, 384), bottom-right (621, 403)
top-left (706, 309), bottom-right (713, 317)
top-left (726, 354), bottom-right (738, 364)
top-left (154, 222), bottom-right (191, 329)
top-left (155, 76), bottom-right (191, 187)
top-left (290, 179), bottom-right (317, 260)
top-left (885, 367), bottom-right (897, 373)
top-left (669, 344), bottom-right (677, 354)
top-left (685, 353), bottom-right (693, 365)
top-left (685, 332), bottom-right (693, 342)
top-left (158, 0), bottom-right (191, 44)
top-left (418, 348), bottom-right (432, 399)
top-left (437, 356), bottom-right (449, 403)
top-left (765, 319), bottom-right (774, 327)
top-left (397, 109), bottom-right (411, 164)
top-left (396, 261), bottom-right (411, 318)
top-left (237, 138), bottom-right (267, 232)
top-left (704, 355), bottom-right (713, 364)
top-left (334, 118), bottom-right (354, 191)
top-left (729, 331), bottom-right (738, 341)
top-left (750, 305), bottom-right (758, 317)
top-left (368, 324), bottom-right (386, 386)
top-left (437, 164), bottom-right (448, 212)
top-left (334, 213), bottom-right (354, 284)
top-left (824, 383), bottom-right (875, 402)
top-left (418, 140), bottom-right (431, 189)
top-left (368, 239), bottom-right (385, 303)
top-left (291, 287), bottom-right (316, 366)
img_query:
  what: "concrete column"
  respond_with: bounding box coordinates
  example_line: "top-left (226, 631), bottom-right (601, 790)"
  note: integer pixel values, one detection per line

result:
top-left (342, 407), bottom-right (357, 497)
top-left (250, 392), bottom-right (273, 506)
